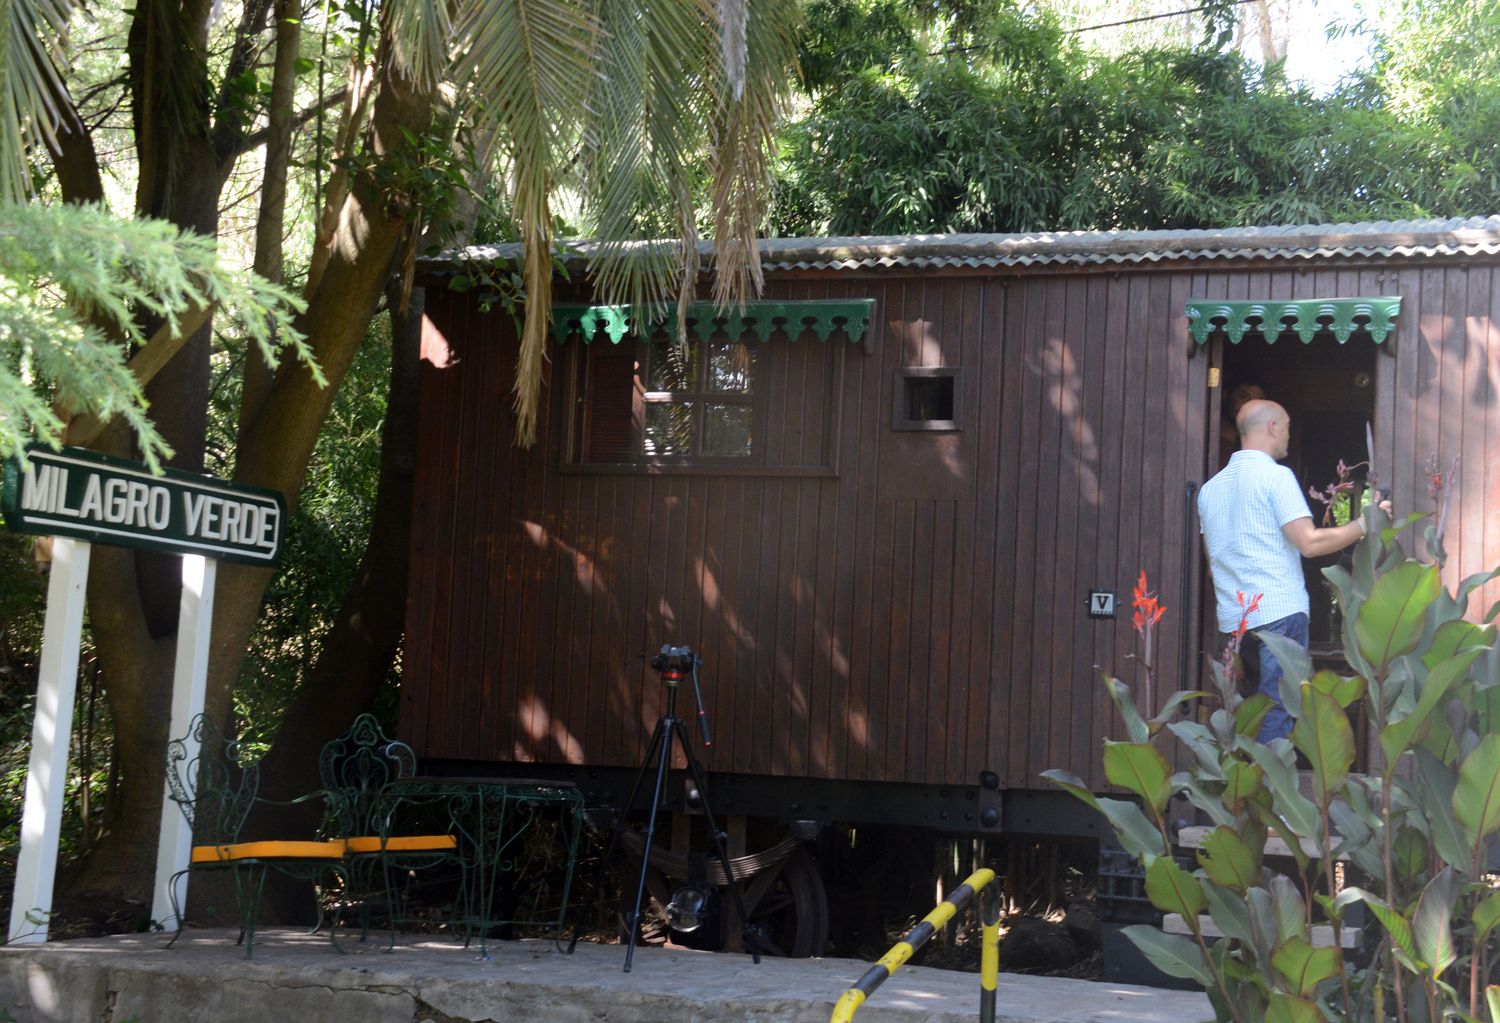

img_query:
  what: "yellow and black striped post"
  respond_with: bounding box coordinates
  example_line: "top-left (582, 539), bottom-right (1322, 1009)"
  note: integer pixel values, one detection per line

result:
top-left (980, 883), bottom-right (1000, 1022)
top-left (830, 867), bottom-right (1000, 1023)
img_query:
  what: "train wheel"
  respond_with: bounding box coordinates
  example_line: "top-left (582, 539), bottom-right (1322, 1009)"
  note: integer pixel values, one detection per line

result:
top-left (734, 845), bottom-right (829, 957)
top-left (617, 826), bottom-right (829, 957)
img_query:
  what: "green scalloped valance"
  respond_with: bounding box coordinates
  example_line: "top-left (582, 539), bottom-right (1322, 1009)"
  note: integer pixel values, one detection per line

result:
top-left (1187, 296), bottom-right (1403, 345)
top-left (550, 299), bottom-right (875, 346)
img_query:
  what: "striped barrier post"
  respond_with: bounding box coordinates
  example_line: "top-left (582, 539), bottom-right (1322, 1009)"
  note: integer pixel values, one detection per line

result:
top-left (830, 867), bottom-right (1000, 1023)
top-left (980, 884), bottom-right (1000, 1023)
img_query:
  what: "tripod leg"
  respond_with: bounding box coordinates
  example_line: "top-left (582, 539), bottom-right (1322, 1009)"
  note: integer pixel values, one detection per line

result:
top-left (622, 715), bottom-right (677, 973)
top-left (673, 719), bottom-right (762, 965)
top-left (565, 716), bottom-right (670, 954)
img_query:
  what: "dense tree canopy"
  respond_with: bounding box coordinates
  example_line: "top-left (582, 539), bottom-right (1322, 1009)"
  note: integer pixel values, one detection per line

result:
top-left (773, 0), bottom-right (1500, 236)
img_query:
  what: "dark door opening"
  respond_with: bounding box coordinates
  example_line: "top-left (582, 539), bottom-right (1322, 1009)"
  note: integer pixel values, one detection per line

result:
top-left (1214, 334), bottom-right (1379, 654)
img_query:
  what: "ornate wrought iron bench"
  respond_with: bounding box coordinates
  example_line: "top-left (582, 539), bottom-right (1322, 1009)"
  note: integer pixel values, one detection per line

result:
top-left (163, 714), bottom-right (346, 956)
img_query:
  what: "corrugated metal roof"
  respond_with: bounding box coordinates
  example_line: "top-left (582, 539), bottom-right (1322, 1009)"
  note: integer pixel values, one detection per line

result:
top-left (424, 215), bottom-right (1500, 274)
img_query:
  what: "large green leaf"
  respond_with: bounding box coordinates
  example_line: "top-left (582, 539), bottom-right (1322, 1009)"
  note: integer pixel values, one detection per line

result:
top-left (1305, 669), bottom-right (1366, 709)
top-left (1423, 619), bottom-right (1494, 669)
top-left (1355, 561), bottom-right (1442, 670)
top-left (1104, 675), bottom-right (1150, 743)
top-left (1328, 798), bottom-right (1384, 877)
top-left (1121, 926), bottom-right (1212, 986)
top-left (1454, 734), bottom-right (1500, 852)
top-left (1222, 761), bottom-right (1264, 814)
top-left (1271, 937), bottom-right (1340, 998)
top-left (1041, 770), bottom-right (1164, 860)
top-left (1291, 686), bottom-right (1354, 804)
top-left (1258, 630), bottom-right (1312, 716)
top-left (1234, 694), bottom-right (1273, 739)
top-left (1177, 777), bottom-right (1236, 828)
top-left (1380, 648), bottom-right (1483, 774)
top-left (1167, 720), bottom-right (1226, 779)
top-left (1264, 993), bottom-right (1323, 1023)
top-left (1487, 985), bottom-right (1500, 1023)
top-left (1413, 867), bottom-right (1458, 979)
top-left (1247, 742), bottom-right (1319, 838)
top-left (1343, 887), bottom-right (1417, 961)
top-left (1472, 893), bottom-right (1500, 944)
top-left (1268, 875), bottom-right (1306, 947)
top-left (1412, 749), bottom-right (1473, 871)
top-left (1103, 741), bottom-right (1172, 815)
top-left (1150, 690), bottom-right (1208, 732)
top-left (1205, 881), bottom-right (1256, 946)
top-left (1198, 826), bottom-right (1259, 891)
top-left (1145, 855), bottom-right (1207, 918)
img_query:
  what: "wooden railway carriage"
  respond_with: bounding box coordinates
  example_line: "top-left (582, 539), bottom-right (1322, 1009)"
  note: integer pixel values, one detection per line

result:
top-left (403, 217), bottom-right (1500, 945)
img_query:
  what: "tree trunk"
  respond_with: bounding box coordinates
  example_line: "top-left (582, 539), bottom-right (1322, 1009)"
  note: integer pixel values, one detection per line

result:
top-left (244, 283), bottom-right (421, 921)
top-left (258, 282), bottom-right (420, 804)
top-left (64, 0), bottom-right (226, 905)
top-left (62, 11), bottom-right (435, 907)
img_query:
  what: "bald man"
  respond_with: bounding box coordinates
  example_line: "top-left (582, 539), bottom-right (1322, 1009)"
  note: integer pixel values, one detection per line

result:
top-left (1197, 399), bottom-right (1384, 743)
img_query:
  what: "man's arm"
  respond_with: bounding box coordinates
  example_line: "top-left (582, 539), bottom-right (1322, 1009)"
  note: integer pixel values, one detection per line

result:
top-left (1282, 500), bottom-right (1393, 558)
top-left (1282, 516), bottom-right (1363, 558)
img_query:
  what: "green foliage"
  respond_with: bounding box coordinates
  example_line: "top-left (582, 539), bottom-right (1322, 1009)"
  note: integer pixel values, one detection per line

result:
top-left (1050, 500), bottom-right (1500, 1021)
top-left (0, 202), bottom-right (313, 471)
top-left (776, 0), bottom-right (1500, 235)
top-left (216, 318), bottom-right (392, 753)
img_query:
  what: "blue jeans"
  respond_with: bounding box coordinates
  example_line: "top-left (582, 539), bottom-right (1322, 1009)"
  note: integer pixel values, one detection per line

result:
top-left (1251, 612), bottom-right (1309, 744)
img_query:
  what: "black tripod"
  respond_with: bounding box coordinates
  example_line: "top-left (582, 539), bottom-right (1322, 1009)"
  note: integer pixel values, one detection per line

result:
top-left (567, 645), bottom-right (762, 972)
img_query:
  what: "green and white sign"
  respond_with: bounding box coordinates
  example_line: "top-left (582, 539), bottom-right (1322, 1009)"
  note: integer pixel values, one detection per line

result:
top-left (1, 446), bottom-right (285, 565)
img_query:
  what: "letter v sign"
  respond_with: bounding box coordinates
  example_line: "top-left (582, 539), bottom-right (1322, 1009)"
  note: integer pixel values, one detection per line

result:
top-left (1087, 590), bottom-right (1116, 619)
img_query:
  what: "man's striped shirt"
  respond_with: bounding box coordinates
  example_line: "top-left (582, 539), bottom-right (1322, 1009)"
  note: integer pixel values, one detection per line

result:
top-left (1197, 449), bottom-right (1314, 632)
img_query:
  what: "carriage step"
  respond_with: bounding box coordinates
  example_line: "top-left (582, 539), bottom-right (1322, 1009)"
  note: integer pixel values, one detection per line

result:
top-left (1163, 913), bottom-right (1360, 948)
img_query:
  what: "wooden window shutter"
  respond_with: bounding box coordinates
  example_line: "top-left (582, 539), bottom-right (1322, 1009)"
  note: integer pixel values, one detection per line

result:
top-left (583, 343), bottom-right (636, 462)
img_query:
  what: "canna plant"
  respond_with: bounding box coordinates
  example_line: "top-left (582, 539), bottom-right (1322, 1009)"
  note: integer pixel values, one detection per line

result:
top-left (1044, 479), bottom-right (1500, 1022)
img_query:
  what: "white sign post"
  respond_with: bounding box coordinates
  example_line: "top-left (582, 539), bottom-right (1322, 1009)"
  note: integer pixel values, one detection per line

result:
top-left (8, 538), bottom-right (90, 943)
top-left (149, 554), bottom-right (218, 931)
top-left (1, 447), bottom-right (283, 943)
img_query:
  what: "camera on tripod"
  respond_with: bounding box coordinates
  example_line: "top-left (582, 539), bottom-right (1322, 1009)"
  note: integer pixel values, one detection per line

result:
top-left (649, 644), bottom-right (698, 676)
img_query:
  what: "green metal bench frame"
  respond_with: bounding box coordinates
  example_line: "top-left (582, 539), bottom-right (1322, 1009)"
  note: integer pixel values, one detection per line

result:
top-left (164, 714), bottom-right (345, 956)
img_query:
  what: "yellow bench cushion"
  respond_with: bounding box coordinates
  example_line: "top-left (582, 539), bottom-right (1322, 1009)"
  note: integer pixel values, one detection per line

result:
top-left (342, 835), bottom-right (458, 854)
top-left (191, 840), bottom-right (346, 863)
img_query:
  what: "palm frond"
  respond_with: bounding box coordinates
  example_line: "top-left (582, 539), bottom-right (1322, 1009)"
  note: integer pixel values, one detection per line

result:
top-left (387, 0), bottom-right (454, 93)
top-left (708, 0), bottom-right (799, 311)
top-left (583, 0), bottom-right (716, 322)
top-left (0, 0), bottom-right (73, 203)
top-left (451, 0), bottom-right (599, 444)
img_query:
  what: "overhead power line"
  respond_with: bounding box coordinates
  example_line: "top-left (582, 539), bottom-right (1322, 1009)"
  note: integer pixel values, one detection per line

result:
top-left (1069, 0), bottom-right (1259, 35)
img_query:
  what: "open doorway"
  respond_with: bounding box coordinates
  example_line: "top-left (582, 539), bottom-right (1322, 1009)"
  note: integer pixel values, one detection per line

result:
top-left (1215, 335), bottom-right (1379, 656)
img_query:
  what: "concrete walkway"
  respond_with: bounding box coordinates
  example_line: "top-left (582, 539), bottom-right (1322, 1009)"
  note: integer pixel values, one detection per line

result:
top-left (0, 928), bottom-right (1213, 1023)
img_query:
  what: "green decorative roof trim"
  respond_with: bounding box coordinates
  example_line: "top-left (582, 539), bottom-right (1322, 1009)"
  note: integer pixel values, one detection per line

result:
top-left (1187, 296), bottom-right (1403, 345)
top-left (551, 299), bottom-right (875, 345)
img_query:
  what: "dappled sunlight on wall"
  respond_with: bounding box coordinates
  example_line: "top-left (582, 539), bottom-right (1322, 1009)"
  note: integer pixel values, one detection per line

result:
top-left (1040, 337), bottom-right (1101, 509)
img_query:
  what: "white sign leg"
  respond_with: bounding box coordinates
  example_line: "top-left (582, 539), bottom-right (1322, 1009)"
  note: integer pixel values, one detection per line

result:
top-left (150, 555), bottom-right (218, 931)
top-left (8, 538), bottom-right (91, 944)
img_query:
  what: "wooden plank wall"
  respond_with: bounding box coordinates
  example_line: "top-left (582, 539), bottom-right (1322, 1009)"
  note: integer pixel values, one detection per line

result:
top-left (402, 256), bottom-right (1500, 793)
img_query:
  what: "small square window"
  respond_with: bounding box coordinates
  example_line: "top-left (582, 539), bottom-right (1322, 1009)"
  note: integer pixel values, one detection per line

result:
top-left (894, 367), bottom-right (961, 431)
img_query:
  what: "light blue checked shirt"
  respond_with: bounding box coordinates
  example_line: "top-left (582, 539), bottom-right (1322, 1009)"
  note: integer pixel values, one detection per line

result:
top-left (1197, 450), bottom-right (1315, 632)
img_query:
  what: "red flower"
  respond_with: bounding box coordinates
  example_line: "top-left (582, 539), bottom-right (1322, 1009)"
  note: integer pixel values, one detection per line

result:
top-left (1232, 590), bottom-right (1263, 638)
top-left (1131, 570), bottom-right (1166, 634)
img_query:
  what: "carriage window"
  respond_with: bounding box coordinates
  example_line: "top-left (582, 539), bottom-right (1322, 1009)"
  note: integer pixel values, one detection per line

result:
top-left (576, 338), bottom-right (761, 464)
